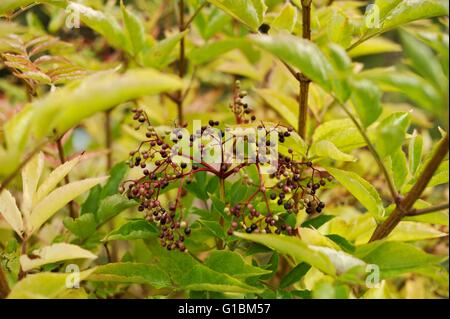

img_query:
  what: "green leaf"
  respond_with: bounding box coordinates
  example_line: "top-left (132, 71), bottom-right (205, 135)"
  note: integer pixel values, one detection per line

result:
top-left (428, 160), bottom-right (449, 187)
top-left (206, 176), bottom-right (219, 194)
top-left (67, 2), bottom-right (130, 53)
top-left (234, 232), bottom-right (336, 276)
top-left (96, 194), bottom-right (137, 225)
top-left (31, 69), bottom-right (183, 139)
top-left (103, 219), bottom-right (157, 241)
top-left (250, 33), bottom-right (333, 91)
top-left (387, 221), bottom-right (447, 242)
top-left (326, 44), bottom-right (352, 102)
top-left (63, 213), bottom-right (97, 239)
top-left (272, 3), bottom-right (297, 32)
top-left (29, 176), bottom-right (108, 235)
top-left (196, 7), bottom-right (232, 40)
top-left (146, 239), bottom-right (263, 293)
top-left (409, 131), bottom-right (423, 175)
top-left (310, 140), bottom-right (356, 162)
top-left (100, 162), bottom-right (129, 199)
top-left (313, 282), bottom-right (349, 299)
top-left (326, 234), bottom-right (355, 253)
top-left (355, 241), bottom-right (445, 278)
top-left (350, 79), bottom-right (382, 127)
top-left (375, 112), bottom-right (411, 158)
top-left (204, 250), bottom-right (271, 279)
top-left (0, 1), bottom-right (63, 16)
top-left (373, 0), bottom-right (449, 34)
top-left (400, 30), bottom-right (447, 94)
top-left (8, 269), bottom-right (95, 299)
top-left (121, 1), bottom-right (145, 56)
top-left (362, 69), bottom-right (442, 115)
top-left (141, 31), bottom-right (188, 69)
top-left (189, 38), bottom-right (244, 65)
top-left (20, 243), bottom-right (97, 272)
top-left (326, 167), bottom-right (384, 217)
top-left (390, 148), bottom-right (409, 190)
top-left (179, 264), bottom-right (263, 293)
top-left (326, 9), bottom-right (352, 48)
top-left (313, 119), bottom-right (366, 152)
top-left (301, 215), bottom-right (335, 229)
top-left (348, 37), bottom-right (402, 58)
top-left (198, 220), bottom-right (226, 240)
top-left (280, 263), bottom-right (311, 289)
top-left (256, 88), bottom-right (298, 130)
top-left (207, 0), bottom-right (266, 31)
top-left (80, 185), bottom-right (102, 215)
top-left (88, 262), bottom-right (171, 289)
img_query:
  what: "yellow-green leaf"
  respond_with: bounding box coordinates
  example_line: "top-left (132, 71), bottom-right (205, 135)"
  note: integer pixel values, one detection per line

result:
top-left (121, 1), bottom-right (145, 56)
top-left (31, 69), bottom-right (183, 139)
top-left (250, 33), bottom-right (333, 91)
top-left (207, 0), bottom-right (266, 31)
top-left (21, 152), bottom-right (44, 218)
top-left (67, 2), bottom-right (129, 53)
top-left (326, 167), bottom-right (384, 217)
top-left (234, 232), bottom-right (336, 276)
top-left (20, 243), bottom-right (97, 271)
top-left (29, 176), bottom-right (108, 234)
top-left (310, 140), bottom-right (356, 162)
top-left (0, 189), bottom-right (24, 237)
top-left (272, 3), bottom-right (297, 32)
top-left (88, 262), bottom-right (171, 289)
top-left (350, 79), bottom-right (382, 127)
top-left (256, 88), bottom-right (298, 130)
top-left (7, 268), bottom-right (95, 299)
top-left (35, 153), bottom-right (83, 202)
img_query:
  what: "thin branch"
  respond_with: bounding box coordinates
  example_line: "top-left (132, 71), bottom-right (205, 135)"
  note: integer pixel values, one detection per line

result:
top-left (407, 203), bottom-right (449, 216)
top-left (370, 134), bottom-right (449, 241)
top-left (105, 110), bottom-right (113, 170)
top-left (298, 0), bottom-right (312, 139)
top-left (56, 135), bottom-right (76, 219)
top-left (184, 1), bottom-right (207, 28)
top-left (8, 3), bottom-right (38, 20)
top-left (104, 110), bottom-right (118, 261)
top-left (0, 266), bottom-right (10, 298)
top-left (347, 33), bottom-right (377, 52)
top-left (338, 101), bottom-right (398, 203)
top-left (18, 237), bottom-right (27, 280)
top-left (176, 0), bottom-right (186, 126)
top-left (282, 61), bottom-right (300, 80)
top-left (103, 243), bottom-right (112, 263)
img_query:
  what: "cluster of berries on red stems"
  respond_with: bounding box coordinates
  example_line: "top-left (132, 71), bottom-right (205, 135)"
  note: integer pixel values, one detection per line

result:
top-left (120, 81), bottom-right (332, 251)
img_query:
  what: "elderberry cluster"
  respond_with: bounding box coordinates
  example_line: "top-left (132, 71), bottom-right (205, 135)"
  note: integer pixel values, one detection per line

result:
top-left (119, 109), bottom-right (193, 252)
top-left (229, 81), bottom-right (257, 124)
top-left (223, 159), bottom-right (332, 236)
top-left (120, 84), bottom-right (331, 251)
